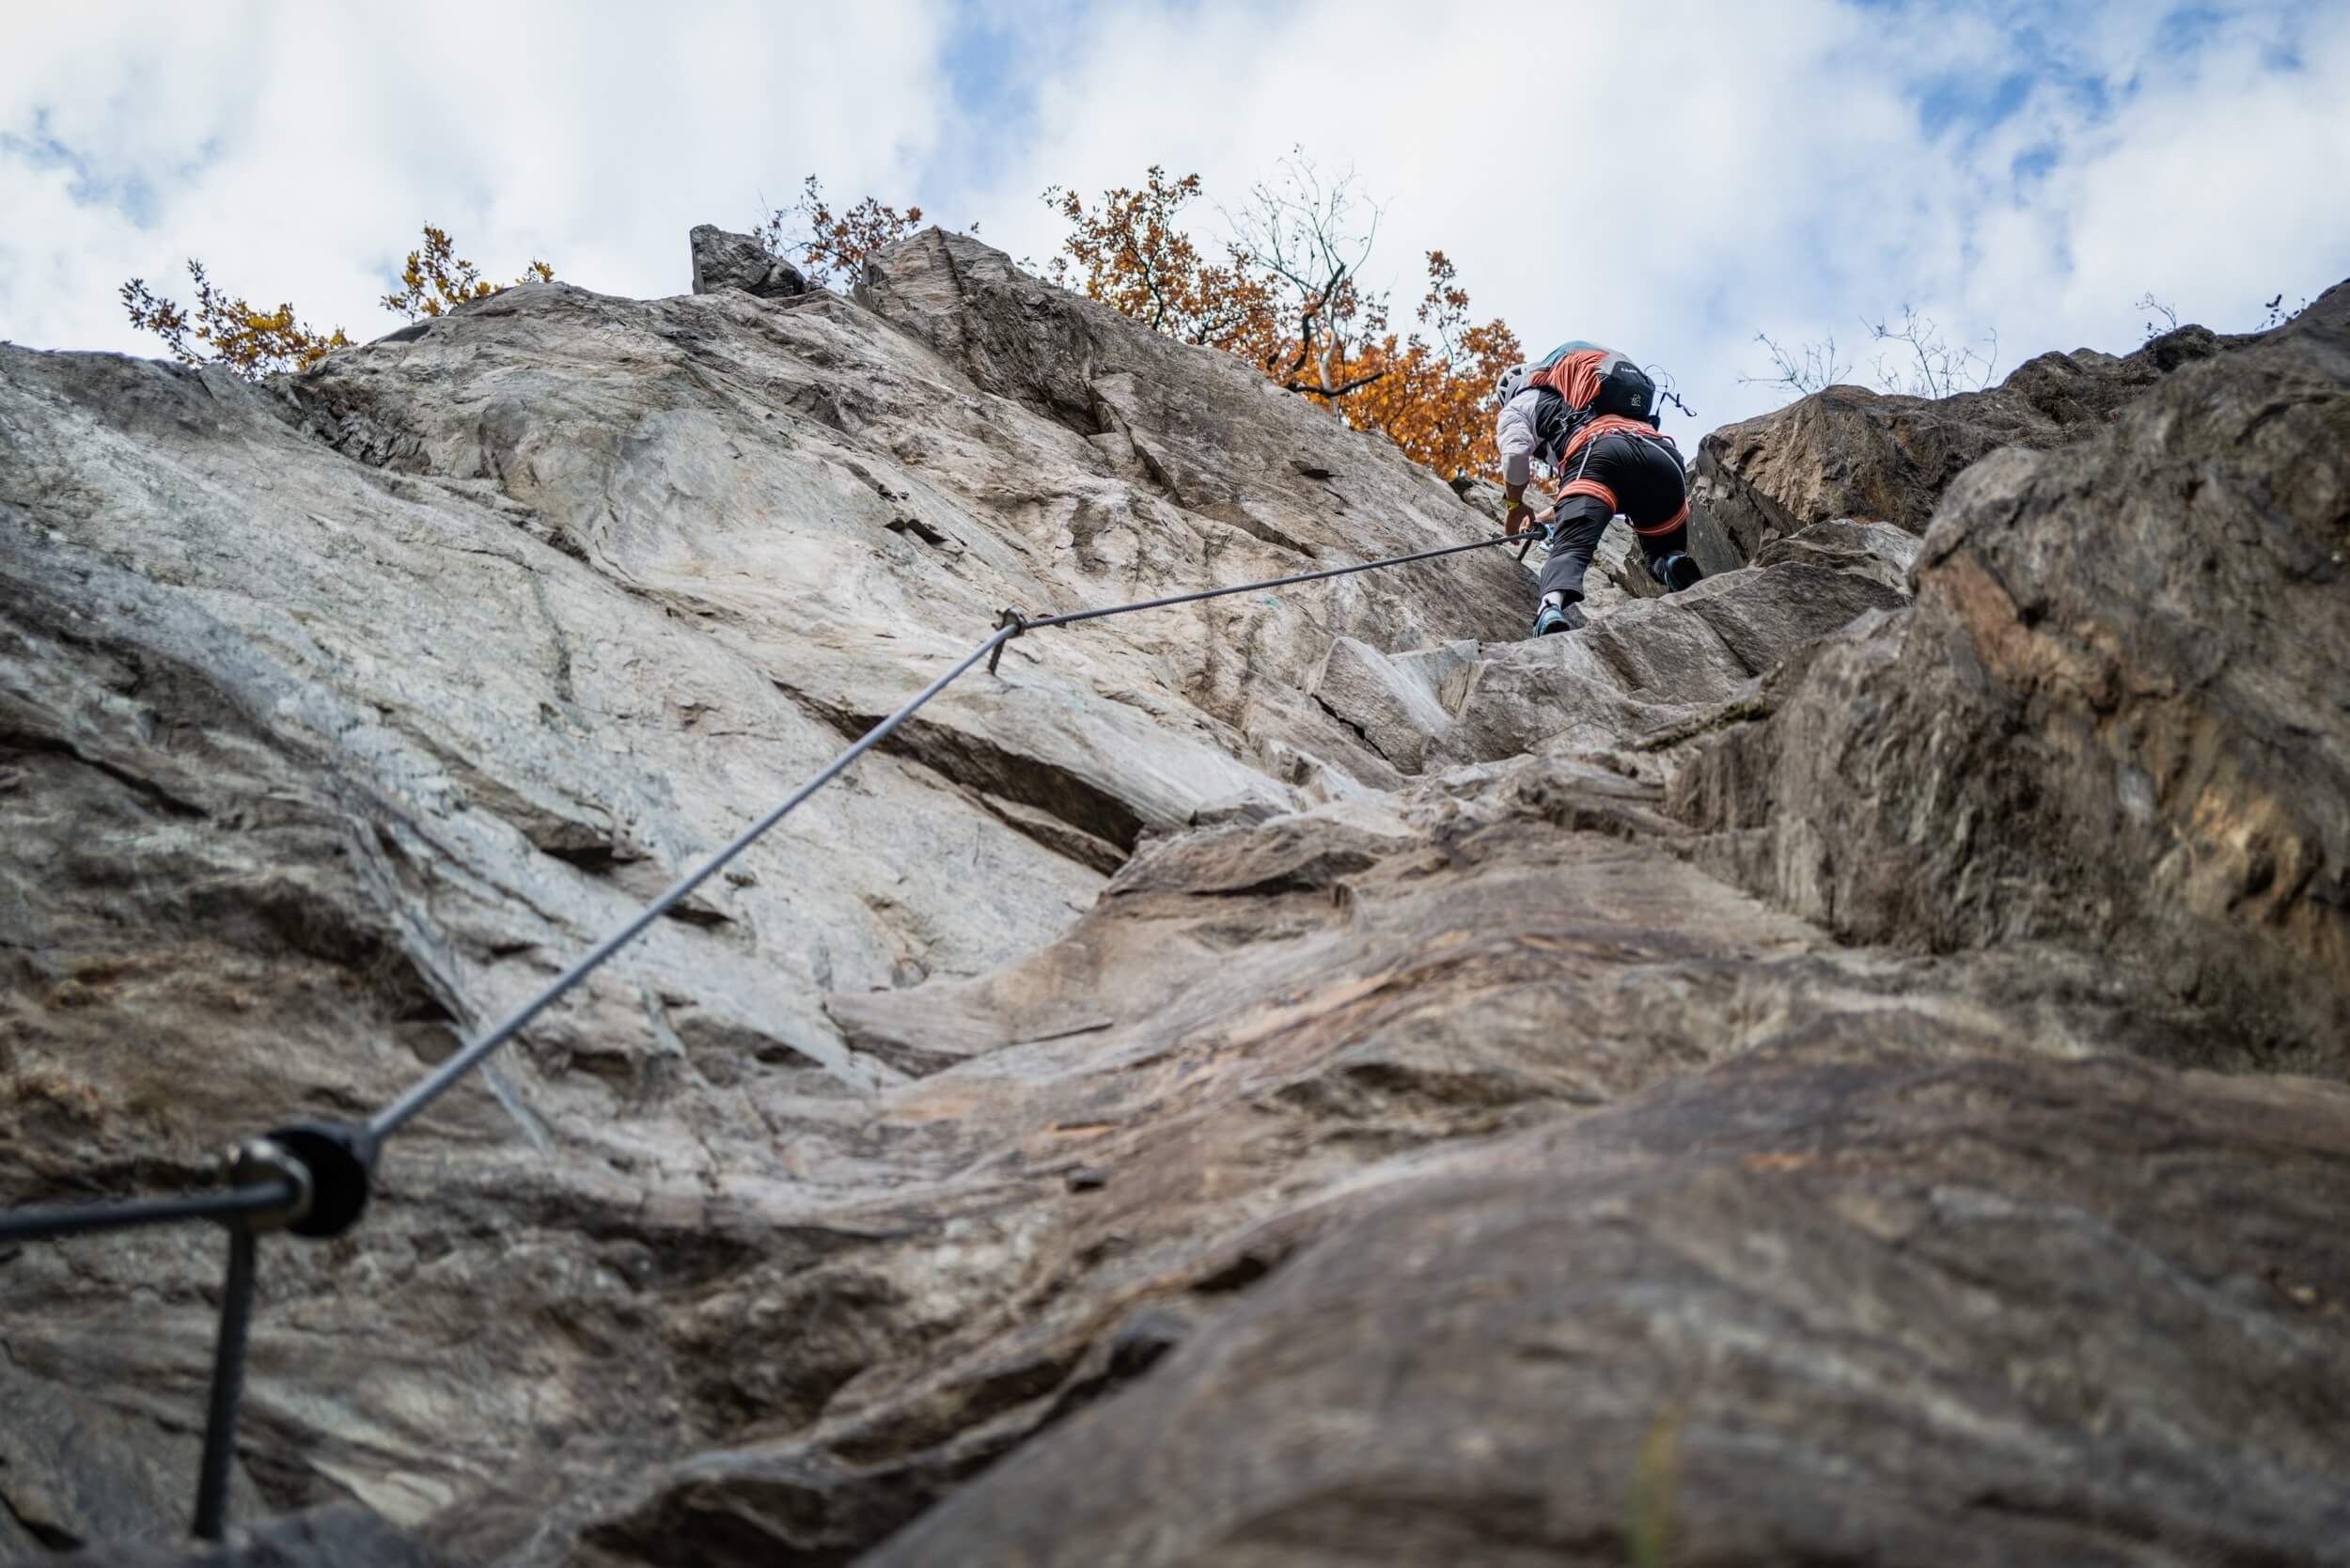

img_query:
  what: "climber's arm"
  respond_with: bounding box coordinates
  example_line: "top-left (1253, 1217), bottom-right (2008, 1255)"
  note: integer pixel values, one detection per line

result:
top-left (1496, 396), bottom-right (1539, 533)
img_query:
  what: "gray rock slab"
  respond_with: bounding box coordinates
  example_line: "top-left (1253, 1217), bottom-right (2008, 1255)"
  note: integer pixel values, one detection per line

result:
top-left (1308, 635), bottom-right (1454, 771)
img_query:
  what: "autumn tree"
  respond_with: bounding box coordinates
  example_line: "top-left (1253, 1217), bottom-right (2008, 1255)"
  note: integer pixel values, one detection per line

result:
top-left (383, 226), bottom-right (555, 321)
top-left (757, 175), bottom-right (929, 290)
top-left (1042, 165), bottom-right (1281, 362)
top-left (123, 225), bottom-right (556, 380)
top-left (746, 159), bottom-right (1529, 481)
top-left (120, 261), bottom-right (352, 378)
top-left (1045, 160), bottom-right (1522, 481)
top-left (1342, 251), bottom-right (1524, 481)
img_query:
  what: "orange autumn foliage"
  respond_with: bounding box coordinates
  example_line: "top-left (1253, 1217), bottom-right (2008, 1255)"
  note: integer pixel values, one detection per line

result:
top-left (1044, 167), bottom-right (1520, 481)
top-left (1043, 166), bottom-right (1283, 365)
top-left (1342, 251), bottom-right (1524, 482)
top-left (120, 261), bottom-right (352, 378)
top-left (383, 226), bottom-right (555, 321)
top-left (122, 225), bottom-right (556, 380)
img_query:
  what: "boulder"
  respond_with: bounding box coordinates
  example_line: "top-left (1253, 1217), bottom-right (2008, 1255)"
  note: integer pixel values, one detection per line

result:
top-left (687, 223), bottom-right (806, 299)
top-left (1748, 514), bottom-right (1922, 593)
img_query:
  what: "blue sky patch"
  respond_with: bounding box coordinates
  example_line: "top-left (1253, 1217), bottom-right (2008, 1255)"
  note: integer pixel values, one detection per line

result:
top-left (3, 126), bottom-right (155, 228)
top-left (928, 2), bottom-right (1062, 219)
top-left (1917, 68), bottom-right (2035, 137)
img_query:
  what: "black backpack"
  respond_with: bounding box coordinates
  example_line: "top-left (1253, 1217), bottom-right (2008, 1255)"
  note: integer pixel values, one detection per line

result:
top-left (1590, 358), bottom-right (1658, 426)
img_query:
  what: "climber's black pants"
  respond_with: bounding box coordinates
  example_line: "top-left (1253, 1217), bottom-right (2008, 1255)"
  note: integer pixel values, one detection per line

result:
top-left (1537, 431), bottom-right (1693, 602)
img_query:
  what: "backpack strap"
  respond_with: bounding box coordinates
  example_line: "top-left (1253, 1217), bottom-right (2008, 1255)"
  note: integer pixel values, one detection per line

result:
top-left (1528, 386), bottom-right (1581, 469)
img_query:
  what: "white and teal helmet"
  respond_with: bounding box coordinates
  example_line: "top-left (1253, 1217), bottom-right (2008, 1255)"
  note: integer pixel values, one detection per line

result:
top-left (1494, 363), bottom-right (1530, 406)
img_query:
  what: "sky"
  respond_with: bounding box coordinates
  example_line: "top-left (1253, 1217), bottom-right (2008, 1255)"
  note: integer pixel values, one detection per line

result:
top-left (6, 0), bottom-right (2347, 440)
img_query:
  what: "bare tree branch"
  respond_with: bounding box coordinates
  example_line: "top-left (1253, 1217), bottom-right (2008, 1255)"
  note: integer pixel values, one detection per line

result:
top-left (1738, 331), bottom-right (1849, 397)
top-left (1224, 146), bottom-right (1390, 402)
top-left (2134, 291), bottom-right (2180, 340)
top-left (1285, 368), bottom-right (1387, 397)
top-left (1859, 307), bottom-right (1998, 398)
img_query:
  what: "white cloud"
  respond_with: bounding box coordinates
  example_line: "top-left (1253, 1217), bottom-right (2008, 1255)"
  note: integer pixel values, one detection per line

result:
top-left (2, 0), bottom-right (951, 355)
top-left (7, 0), bottom-right (2346, 444)
top-left (958, 0), bottom-right (2350, 433)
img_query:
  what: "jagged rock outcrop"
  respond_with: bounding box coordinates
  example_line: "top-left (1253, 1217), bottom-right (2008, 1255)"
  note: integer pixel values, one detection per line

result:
top-left (1302, 541), bottom-right (1906, 775)
top-left (1693, 322), bottom-right (2253, 556)
top-left (1678, 281), bottom-right (2350, 1070)
top-left (687, 225), bottom-right (806, 300)
top-left (516, 751), bottom-right (2314, 1567)
top-left (3, 231), bottom-right (2345, 1568)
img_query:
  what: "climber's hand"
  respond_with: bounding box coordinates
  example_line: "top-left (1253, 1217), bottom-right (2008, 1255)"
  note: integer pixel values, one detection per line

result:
top-left (1505, 501), bottom-right (1534, 535)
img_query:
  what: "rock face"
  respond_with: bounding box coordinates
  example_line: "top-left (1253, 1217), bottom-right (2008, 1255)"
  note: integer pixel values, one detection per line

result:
top-left (67, 1508), bottom-right (451, 1568)
top-left (2, 232), bottom-right (2345, 1568)
top-left (0, 230), bottom-right (1515, 1554)
top-left (687, 224), bottom-right (806, 299)
top-left (870, 1045), bottom-right (2350, 1568)
top-left (1693, 323), bottom-right (2252, 556)
top-left (1679, 281), bottom-right (2350, 1071)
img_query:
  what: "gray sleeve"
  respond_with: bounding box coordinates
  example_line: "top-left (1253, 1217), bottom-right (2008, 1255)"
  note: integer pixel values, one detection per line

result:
top-left (1496, 394), bottom-right (1538, 486)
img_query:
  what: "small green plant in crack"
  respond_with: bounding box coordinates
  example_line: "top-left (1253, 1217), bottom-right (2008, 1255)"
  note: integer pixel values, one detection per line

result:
top-left (1626, 1397), bottom-right (1686, 1568)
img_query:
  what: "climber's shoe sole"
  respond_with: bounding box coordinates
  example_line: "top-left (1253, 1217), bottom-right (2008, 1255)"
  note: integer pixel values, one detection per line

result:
top-left (1531, 602), bottom-right (1586, 637)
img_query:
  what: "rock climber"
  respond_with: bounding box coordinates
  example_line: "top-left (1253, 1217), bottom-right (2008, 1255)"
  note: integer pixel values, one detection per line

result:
top-left (1495, 342), bottom-right (1703, 636)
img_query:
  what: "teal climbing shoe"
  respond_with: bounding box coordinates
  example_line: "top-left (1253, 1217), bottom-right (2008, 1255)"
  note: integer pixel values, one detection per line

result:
top-left (1531, 600), bottom-right (1585, 636)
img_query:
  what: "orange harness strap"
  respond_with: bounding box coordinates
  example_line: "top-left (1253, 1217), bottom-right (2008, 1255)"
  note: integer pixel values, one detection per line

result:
top-left (1558, 477), bottom-right (1619, 512)
top-left (1561, 414), bottom-right (1677, 464)
top-left (1633, 500), bottom-right (1692, 538)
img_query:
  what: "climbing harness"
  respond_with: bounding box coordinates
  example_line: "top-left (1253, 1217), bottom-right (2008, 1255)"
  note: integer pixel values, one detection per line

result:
top-left (0, 523), bottom-right (1531, 1540)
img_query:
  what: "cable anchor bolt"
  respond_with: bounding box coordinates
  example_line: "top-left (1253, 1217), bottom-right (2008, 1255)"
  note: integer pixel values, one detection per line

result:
top-left (987, 607), bottom-right (1030, 675)
top-left (223, 1137), bottom-right (312, 1234)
